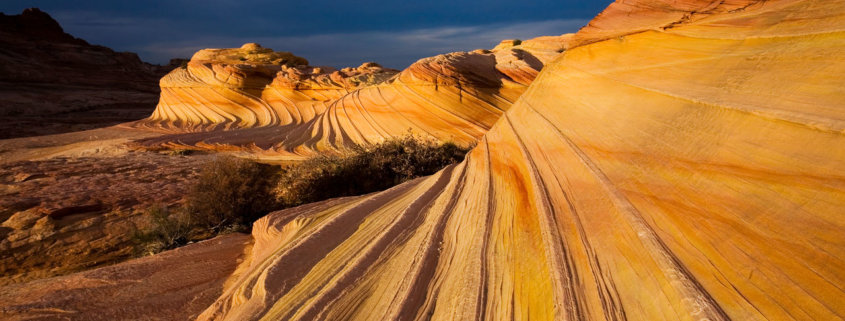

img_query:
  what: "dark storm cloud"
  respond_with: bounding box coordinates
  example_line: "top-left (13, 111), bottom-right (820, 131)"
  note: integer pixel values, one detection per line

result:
top-left (0, 0), bottom-right (610, 68)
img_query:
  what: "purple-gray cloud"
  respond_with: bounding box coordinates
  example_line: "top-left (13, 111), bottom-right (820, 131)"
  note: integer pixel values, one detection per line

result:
top-left (137, 18), bottom-right (589, 69)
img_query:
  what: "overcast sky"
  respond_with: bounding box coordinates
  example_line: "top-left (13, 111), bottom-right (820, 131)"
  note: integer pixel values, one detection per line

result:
top-left (0, 1), bottom-right (610, 68)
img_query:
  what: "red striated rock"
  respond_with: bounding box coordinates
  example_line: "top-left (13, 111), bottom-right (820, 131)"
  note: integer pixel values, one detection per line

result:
top-left (0, 150), bottom-right (216, 285)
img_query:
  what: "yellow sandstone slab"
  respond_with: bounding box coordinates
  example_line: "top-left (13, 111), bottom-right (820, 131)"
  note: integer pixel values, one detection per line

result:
top-left (198, 0), bottom-right (845, 320)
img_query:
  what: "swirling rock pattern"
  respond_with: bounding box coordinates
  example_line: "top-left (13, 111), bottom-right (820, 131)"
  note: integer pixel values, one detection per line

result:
top-left (196, 0), bottom-right (845, 320)
top-left (135, 37), bottom-right (570, 157)
top-left (142, 43), bottom-right (351, 130)
top-left (1, 1), bottom-right (842, 320)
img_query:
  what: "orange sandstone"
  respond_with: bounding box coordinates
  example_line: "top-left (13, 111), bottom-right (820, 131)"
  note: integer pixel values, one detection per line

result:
top-left (197, 0), bottom-right (845, 320)
top-left (2, 1), bottom-right (842, 320)
top-left (136, 35), bottom-right (572, 157)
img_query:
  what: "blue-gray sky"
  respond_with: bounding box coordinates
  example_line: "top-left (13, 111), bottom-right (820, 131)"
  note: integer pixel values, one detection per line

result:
top-left (0, 1), bottom-right (611, 68)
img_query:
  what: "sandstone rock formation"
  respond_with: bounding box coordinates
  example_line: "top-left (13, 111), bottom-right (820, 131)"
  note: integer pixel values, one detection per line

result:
top-left (0, 8), bottom-right (175, 138)
top-left (1, 0), bottom-right (843, 320)
top-left (192, 0), bottom-right (844, 320)
top-left (136, 35), bottom-right (571, 157)
top-left (143, 43), bottom-right (394, 130)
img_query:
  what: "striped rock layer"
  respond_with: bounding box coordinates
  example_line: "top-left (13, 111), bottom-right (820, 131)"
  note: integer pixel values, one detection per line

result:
top-left (197, 0), bottom-right (845, 320)
top-left (135, 37), bottom-right (571, 157)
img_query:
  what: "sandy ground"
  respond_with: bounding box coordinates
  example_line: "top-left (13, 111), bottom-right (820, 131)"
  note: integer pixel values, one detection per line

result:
top-left (0, 125), bottom-right (160, 164)
top-left (0, 233), bottom-right (251, 321)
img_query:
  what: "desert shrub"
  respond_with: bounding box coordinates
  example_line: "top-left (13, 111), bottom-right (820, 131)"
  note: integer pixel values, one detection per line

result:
top-left (166, 149), bottom-right (193, 156)
top-left (136, 137), bottom-right (469, 254)
top-left (276, 135), bottom-right (469, 207)
top-left (185, 156), bottom-right (279, 232)
top-left (133, 204), bottom-right (193, 255)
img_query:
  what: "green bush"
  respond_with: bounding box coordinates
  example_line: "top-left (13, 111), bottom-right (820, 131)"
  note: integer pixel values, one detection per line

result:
top-left (276, 135), bottom-right (469, 207)
top-left (133, 204), bottom-right (193, 255)
top-left (136, 137), bottom-right (469, 254)
top-left (185, 156), bottom-right (279, 232)
top-left (166, 149), bottom-right (193, 156)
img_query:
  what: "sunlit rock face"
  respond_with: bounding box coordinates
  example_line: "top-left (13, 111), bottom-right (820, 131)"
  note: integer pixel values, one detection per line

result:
top-left (147, 43), bottom-right (412, 131)
top-left (2, 1), bottom-right (840, 320)
top-left (144, 43), bottom-right (338, 130)
top-left (197, 0), bottom-right (845, 320)
top-left (136, 36), bottom-right (571, 156)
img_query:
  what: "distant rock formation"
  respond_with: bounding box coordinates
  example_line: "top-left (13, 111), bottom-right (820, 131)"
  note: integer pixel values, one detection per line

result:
top-left (143, 43), bottom-right (397, 131)
top-left (136, 35), bottom-right (571, 157)
top-left (0, 8), bottom-right (176, 138)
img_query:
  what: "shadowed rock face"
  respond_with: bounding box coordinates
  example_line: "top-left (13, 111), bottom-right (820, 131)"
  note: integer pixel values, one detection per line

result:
top-left (0, 8), bottom-right (174, 138)
top-left (135, 35), bottom-right (571, 158)
top-left (193, 0), bottom-right (844, 320)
